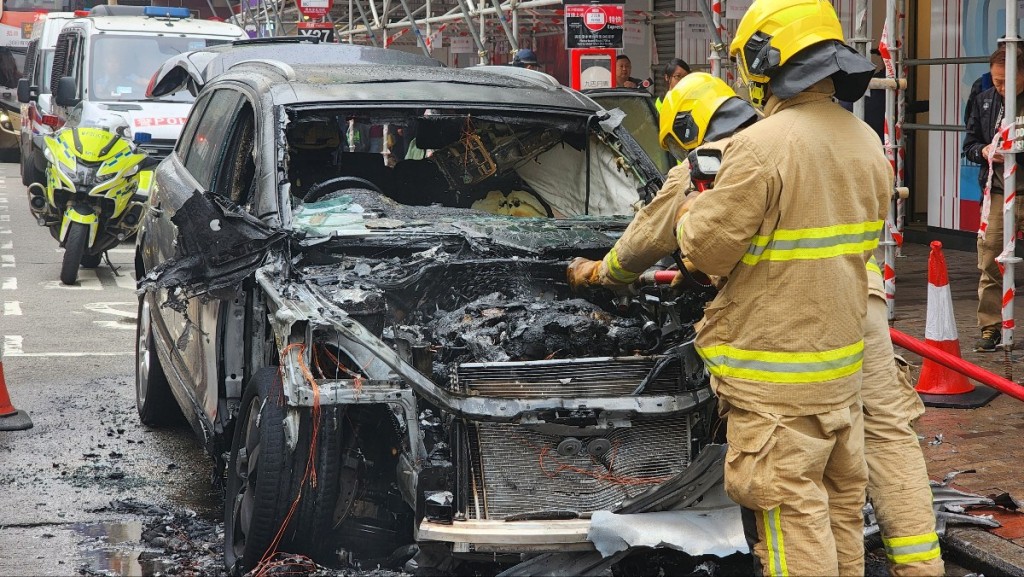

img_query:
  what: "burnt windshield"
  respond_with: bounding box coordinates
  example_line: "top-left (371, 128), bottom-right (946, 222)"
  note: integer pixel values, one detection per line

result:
top-left (285, 108), bottom-right (648, 238)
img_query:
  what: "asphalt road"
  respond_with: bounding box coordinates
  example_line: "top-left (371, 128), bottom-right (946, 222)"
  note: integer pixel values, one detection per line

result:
top-left (0, 161), bottom-right (218, 575)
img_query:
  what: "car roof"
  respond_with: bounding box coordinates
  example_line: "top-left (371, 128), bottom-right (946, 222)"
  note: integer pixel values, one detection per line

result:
top-left (225, 59), bottom-right (602, 113)
top-left (65, 15), bottom-right (244, 37)
top-left (148, 40), bottom-right (440, 98)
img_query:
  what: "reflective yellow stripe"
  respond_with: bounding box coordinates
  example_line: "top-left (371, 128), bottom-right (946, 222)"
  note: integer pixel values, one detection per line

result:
top-left (676, 213), bottom-right (687, 240)
top-left (762, 507), bottom-right (788, 576)
top-left (696, 341), bottom-right (864, 384)
top-left (602, 247), bottom-right (638, 284)
top-left (866, 255), bottom-right (881, 276)
top-left (742, 221), bottom-right (883, 265)
top-left (884, 532), bottom-right (941, 565)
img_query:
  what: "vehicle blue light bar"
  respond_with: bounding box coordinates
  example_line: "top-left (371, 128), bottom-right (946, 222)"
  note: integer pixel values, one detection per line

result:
top-left (143, 6), bottom-right (191, 18)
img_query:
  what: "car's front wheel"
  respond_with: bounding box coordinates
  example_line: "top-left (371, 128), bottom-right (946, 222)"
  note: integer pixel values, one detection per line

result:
top-left (224, 368), bottom-right (341, 573)
top-left (135, 295), bottom-right (182, 426)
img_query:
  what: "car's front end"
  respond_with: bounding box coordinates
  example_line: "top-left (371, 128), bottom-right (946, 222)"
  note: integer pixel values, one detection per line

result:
top-left (138, 63), bottom-right (743, 573)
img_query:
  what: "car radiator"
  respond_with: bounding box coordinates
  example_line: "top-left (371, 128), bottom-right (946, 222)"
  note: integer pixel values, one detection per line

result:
top-left (455, 356), bottom-right (698, 520)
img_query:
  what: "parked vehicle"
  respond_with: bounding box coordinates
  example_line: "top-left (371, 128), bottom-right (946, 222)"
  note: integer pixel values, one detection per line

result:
top-left (30, 116), bottom-right (155, 284)
top-left (43, 7), bottom-right (246, 166)
top-left (17, 11), bottom-right (76, 186)
top-left (135, 42), bottom-right (726, 575)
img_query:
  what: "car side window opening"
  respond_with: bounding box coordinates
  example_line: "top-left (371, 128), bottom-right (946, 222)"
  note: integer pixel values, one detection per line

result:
top-left (184, 89), bottom-right (243, 192)
top-left (285, 108), bottom-right (641, 227)
top-left (214, 102), bottom-right (257, 206)
top-left (174, 92), bottom-right (212, 161)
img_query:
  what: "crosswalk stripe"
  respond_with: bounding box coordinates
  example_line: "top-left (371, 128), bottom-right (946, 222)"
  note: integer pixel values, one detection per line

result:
top-left (3, 335), bottom-right (23, 354)
top-left (2, 278), bottom-right (15, 290)
top-left (3, 301), bottom-right (22, 315)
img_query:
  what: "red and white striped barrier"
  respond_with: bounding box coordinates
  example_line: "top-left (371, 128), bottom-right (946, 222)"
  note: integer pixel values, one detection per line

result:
top-left (915, 241), bottom-right (975, 395)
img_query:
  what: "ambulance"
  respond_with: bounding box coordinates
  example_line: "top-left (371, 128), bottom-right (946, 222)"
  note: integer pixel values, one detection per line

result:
top-left (46, 7), bottom-right (246, 171)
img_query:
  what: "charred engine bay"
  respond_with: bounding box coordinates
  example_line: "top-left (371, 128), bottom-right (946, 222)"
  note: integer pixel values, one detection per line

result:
top-left (302, 255), bottom-right (655, 377)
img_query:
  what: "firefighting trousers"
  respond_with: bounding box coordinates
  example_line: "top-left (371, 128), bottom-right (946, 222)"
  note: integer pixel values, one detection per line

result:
top-left (719, 395), bottom-right (867, 576)
top-left (863, 293), bottom-right (944, 575)
top-left (977, 192), bottom-right (1024, 329)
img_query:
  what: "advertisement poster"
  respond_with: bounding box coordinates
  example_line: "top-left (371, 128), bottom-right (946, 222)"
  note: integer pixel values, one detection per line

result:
top-left (565, 3), bottom-right (624, 49)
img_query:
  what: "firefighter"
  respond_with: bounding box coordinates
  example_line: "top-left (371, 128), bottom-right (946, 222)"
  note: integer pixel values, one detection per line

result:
top-left (674, 0), bottom-right (890, 574)
top-left (569, 68), bottom-right (943, 577)
top-left (566, 72), bottom-right (757, 291)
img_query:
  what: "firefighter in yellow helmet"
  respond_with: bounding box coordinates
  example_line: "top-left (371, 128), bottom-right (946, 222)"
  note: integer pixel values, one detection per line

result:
top-left (673, 1), bottom-right (901, 575)
top-left (566, 72), bottom-right (757, 291)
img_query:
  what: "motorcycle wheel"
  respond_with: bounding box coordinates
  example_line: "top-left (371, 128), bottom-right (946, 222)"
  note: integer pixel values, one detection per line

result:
top-left (81, 253), bottom-right (102, 269)
top-left (135, 295), bottom-right (182, 426)
top-left (21, 150), bottom-right (44, 187)
top-left (224, 368), bottom-right (341, 574)
top-left (60, 222), bottom-right (88, 285)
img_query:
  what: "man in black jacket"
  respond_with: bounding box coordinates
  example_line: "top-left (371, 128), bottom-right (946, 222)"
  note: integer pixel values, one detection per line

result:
top-left (962, 44), bottom-right (1024, 351)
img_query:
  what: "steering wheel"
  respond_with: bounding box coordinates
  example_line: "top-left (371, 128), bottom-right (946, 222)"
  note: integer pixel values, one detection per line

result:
top-left (303, 176), bottom-right (385, 203)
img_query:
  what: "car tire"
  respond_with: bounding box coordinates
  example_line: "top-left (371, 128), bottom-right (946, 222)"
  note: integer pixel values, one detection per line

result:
top-left (60, 222), bottom-right (88, 285)
top-left (21, 150), bottom-right (44, 187)
top-left (81, 253), bottom-right (103, 269)
top-left (224, 368), bottom-right (342, 573)
top-left (135, 295), bottom-right (182, 426)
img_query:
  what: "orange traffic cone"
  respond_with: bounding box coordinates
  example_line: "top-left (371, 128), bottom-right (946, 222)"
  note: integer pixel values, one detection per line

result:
top-left (0, 341), bottom-right (32, 431)
top-left (915, 241), bottom-right (998, 408)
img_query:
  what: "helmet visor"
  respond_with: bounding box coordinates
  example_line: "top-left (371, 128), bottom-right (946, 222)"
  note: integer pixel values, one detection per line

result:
top-left (673, 111), bottom-right (701, 150)
top-left (740, 31), bottom-right (775, 84)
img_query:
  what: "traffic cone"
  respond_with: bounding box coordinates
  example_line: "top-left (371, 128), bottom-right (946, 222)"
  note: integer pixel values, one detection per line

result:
top-left (915, 241), bottom-right (999, 409)
top-left (0, 341), bottom-right (32, 431)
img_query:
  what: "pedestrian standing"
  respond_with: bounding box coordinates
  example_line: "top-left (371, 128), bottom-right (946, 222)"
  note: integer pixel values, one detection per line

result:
top-left (655, 58), bottom-right (691, 113)
top-left (676, 0), bottom-right (889, 574)
top-left (961, 44), bottom-right (1024, 352)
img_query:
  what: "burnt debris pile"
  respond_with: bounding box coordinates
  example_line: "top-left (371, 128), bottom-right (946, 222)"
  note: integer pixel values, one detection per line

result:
top-left (426, 292), bottom-right (648, 364)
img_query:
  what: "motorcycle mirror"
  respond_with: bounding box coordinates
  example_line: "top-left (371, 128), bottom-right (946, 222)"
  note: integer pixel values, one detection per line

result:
top-left (134, 132), bottom-right (153, 144)
top-left (16, 78), bottom-right (34, 104)
top-left (54, 76), bottom-right (80, 108)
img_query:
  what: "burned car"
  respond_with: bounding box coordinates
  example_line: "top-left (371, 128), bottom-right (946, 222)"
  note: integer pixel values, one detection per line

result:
top-left (135, 43), bottom-right (731, 574)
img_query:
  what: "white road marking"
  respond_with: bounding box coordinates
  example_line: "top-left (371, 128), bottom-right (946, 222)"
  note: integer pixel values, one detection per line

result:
top-left (5, 352), bottom-right (134, 357)
top-left (1, 278), bottom-right (15, 290)
top-left (1, 255), bottom-right (13, 267)
top-left (43, 269), bottom-right (102, 290)
top-left (0, 229), bottom-right (10, 234)
top-left (0, 215), bottom-right (8, 221)
top-left (84, 302), bottom-right (137, 330)
top-left (3, 335), bottom-right (23, 355)
top-left (3, 301), bottom-right (22, 315)
top-left (108, 248), bottom-right (134, 254)
top-left (0, 241), bottom-right (11, 249)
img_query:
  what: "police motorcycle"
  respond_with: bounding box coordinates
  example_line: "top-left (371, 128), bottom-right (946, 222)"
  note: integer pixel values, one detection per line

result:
top-left (27, 113), bottom-right (157, 285)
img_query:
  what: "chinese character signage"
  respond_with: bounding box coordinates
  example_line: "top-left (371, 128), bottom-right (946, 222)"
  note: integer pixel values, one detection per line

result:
top-left (565, 3), bottom-right (624, 49)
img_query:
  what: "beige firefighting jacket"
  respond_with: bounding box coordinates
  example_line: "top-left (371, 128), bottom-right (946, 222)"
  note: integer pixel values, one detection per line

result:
top-left (678, 79), bottom-right (893, 416)
top-left (597, 139), bottom-right (730, 285)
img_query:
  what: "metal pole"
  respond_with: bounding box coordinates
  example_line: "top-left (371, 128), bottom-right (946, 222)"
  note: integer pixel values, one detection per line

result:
top-left (698, 0), bottom-right (727, 80)
top-left (511, 0), bottom-right (519, 46)
top-left (480, 5), bottom-right (488, 65)
top-left (850, 0), bottom-right (870, 121)
top-left (882, 0), bottom-right (898, 320)
top-left (895, 0), bottom-right (907, 258)
top-left (1000, 2), bottom-right (1020, 358)
top-left (490, 0), bottom-right (517, 48)
top-left (455, 0), bottom-right (488, 62)
top-left (349, 0), bottom-right (354, 43)
top-left (353, 0), bottom-right (379, 45)
top-left (398, 0), bottom-right (433, 56)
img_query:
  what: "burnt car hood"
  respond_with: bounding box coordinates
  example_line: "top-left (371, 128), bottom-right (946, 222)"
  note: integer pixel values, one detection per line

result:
top-left (138, 188), bottom-right (631, 299)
